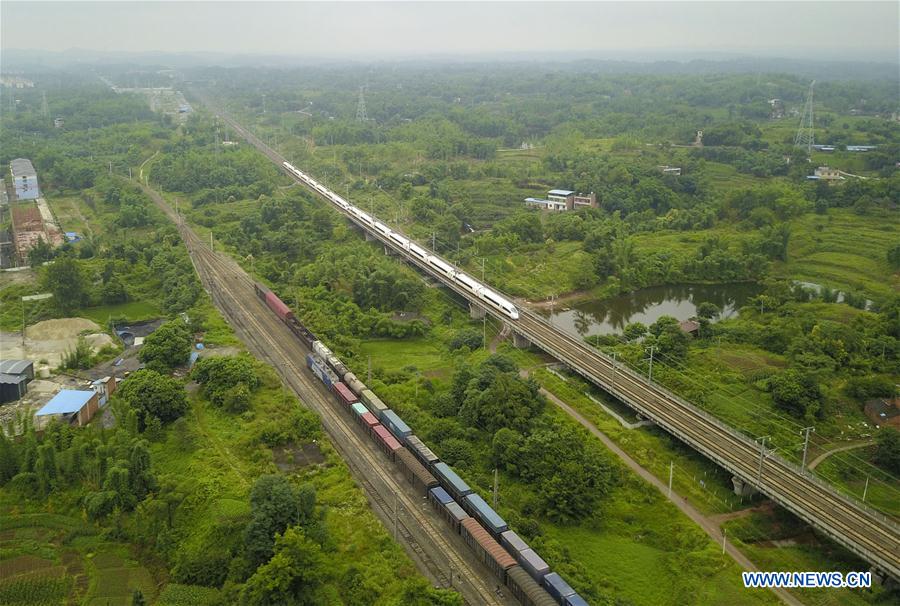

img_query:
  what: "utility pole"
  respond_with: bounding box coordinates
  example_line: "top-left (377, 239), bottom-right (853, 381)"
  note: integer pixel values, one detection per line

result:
top-left (862, 476), bottom-right (869, 502)
top-left (801, 426), bottom-right (815, 468)
top-left (647, 346), bottom-right (655, 381)
top-left (668, 461), bottom-right (674, 498)
top-left (393, 493), bottom-right (399, 539)
top-left (209, 231), bottom-right (213, 250)
top-left (431, 232), bottom-right (436, 251)
top-left (493, 468), bottom-right (499, 508)
top-left (483, 315), bottom-right (487, 350)
top-left (722, 528), bottom-right (727, 554)
top-left (611, 351), bottom-right (618, 392)
top-left (756, 436), bottom-right (769, 485)
top-left (481, 257), bottom-right (486, 280)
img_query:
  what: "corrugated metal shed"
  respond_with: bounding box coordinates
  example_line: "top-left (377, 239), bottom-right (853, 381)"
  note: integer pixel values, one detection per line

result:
top-left (10, 158), bottom-right (37, 178)
top-left (36, 390), bottom-right (95, 415)
top-left (0, 360), bottom-right (34, 377)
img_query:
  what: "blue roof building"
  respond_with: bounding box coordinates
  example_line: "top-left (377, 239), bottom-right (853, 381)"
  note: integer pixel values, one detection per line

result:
top-left (35, 389), bottom-right (99, 429)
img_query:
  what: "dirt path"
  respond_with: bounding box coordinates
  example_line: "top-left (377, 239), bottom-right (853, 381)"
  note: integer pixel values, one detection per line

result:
top-left (538, 385), bottom-right (805, 606)
top-left (808, 440), bottom-right (876, 471)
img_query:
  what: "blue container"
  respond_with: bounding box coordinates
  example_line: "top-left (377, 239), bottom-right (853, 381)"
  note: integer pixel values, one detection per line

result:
top-left (463, 493), bottom-right (508, 536)
top-left (500, 530), bottom-right (530, 559)
top-left (429, 486), bottom-right (453, 506)
top-left (565, 593), bottom-right (589, 606)
top-left (381, 409), bottom-right (412, 440)
top-left (543, 572), bottom-right (576, 602)
top-left (433, 462), bottom-right (472, 501)
top-left (519, 548), bottom-right (550, 582)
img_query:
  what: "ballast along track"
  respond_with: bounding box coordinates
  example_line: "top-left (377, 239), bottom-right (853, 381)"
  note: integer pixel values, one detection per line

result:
top-left (145, 190), bottom-right (512, 606)
top-left (189, 93), bottom-right (900, 580)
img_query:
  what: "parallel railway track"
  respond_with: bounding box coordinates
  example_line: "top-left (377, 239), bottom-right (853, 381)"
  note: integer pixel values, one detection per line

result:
top-left (184, 92), bottom-right (900, 580)
top-left (145, 187), bottom-right (513, 606)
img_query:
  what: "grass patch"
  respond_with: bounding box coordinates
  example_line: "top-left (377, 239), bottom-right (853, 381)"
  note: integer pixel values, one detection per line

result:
top-left (76, 300), bottom-right (162, 327)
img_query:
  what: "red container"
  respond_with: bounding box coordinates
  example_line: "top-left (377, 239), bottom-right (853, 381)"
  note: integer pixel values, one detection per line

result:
top-left (265, 291), bottom-right (294, 321)
top-left (333, 382), bottom-right (358, 407)
top-left (359, 411), bottom-right (379, 436)
top-left (373, 424), bottom-right (401, 460)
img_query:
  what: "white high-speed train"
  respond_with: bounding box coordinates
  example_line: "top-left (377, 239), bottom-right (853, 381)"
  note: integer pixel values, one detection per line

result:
top-left (282, 161), bottom-right (520, 320)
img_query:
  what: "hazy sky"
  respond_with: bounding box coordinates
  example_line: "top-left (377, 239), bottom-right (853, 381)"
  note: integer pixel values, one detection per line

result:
top-left (2, 1), bottom-right (898, 62)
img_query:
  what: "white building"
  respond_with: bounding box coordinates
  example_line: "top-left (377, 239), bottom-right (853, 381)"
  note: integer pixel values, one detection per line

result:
top-left (10, 158), bottom-right (40, 201)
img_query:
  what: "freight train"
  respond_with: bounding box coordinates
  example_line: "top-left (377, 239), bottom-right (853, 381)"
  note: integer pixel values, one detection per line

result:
top-left (255, 282), bottom-right (587, 606)
top-left (281, 161), bottom-right (520, 321)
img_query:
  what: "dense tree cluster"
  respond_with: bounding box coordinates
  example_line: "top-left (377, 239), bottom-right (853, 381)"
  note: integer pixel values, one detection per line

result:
top-left (139, 321), bottom-right (194, 371)
top-left (191, 355), bottom-right (260, 413)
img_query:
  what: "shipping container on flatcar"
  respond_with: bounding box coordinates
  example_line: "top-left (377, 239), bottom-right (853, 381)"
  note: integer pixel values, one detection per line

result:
top-left (265, 290), bottom-right (294, 322)
top-left (500, 530), bottom-right (530, 560)
top-left (333, 382), bottom-right (358, 407)
top-left (428, 487), bottom-right (466, 532)
top-left (358, 411), bottom-right (379, 437)
top-left (463, 493), bottom-right (509, 536)
top-left (396, 448), bottom-right (438, 496)
top-left (543, 572), bottom-right (576, 603)
top-left (506, 565), bottom-right (558, 606)
top-left (428, 486), bottom-right (453, 509)
top-left (443, 501), bottom-right (467, 534)
top-left (460, 517), bottom-right (516, 583)
top-left (380, 409), bottom-right (412, 441)
top-left (306, 354), bottom-right (338, 388)
top-left (351, 402), bottom-right (368, 417)
top-left (372, 425), bottom-right (401, 461)
top-left (405, 434), bottom-right (439, 469)
top-left (433, 462), bottom-right (473, 502)
top-left (519, 548), bottom-right (550, 583)
top-left (564, 593), bottom-right (589, 606)
top-left (360, 389), bottom-right (388, 417)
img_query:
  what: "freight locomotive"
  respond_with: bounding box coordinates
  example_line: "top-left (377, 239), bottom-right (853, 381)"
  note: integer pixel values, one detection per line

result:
top-left (255, 282), bottom-right (587, 606)
top-left (281, 161), bottom-right (520, 321)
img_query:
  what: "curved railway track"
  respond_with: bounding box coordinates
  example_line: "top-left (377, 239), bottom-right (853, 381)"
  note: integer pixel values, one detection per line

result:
top-left (186, 93), bottom-right (900, 580)
top-left (147, 190), bottom-right (512, 606)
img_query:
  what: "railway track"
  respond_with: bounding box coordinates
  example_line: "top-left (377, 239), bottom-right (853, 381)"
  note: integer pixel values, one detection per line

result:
top-left (144, 186), bottom-right (512, 606)
top-left (184, 93), bottom-right (900, 580)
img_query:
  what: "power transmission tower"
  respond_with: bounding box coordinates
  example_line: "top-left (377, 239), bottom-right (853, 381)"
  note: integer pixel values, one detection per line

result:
top-left (356, 86), bottom-right (368, 122)
top-left (41, 91), bottom-right (49, 119)
top-left (794, 81), bottom-right (816, 156)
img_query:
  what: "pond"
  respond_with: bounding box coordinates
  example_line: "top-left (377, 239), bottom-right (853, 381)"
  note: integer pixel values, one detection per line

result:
top-left (541, 282), bottom-right (764, 337)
